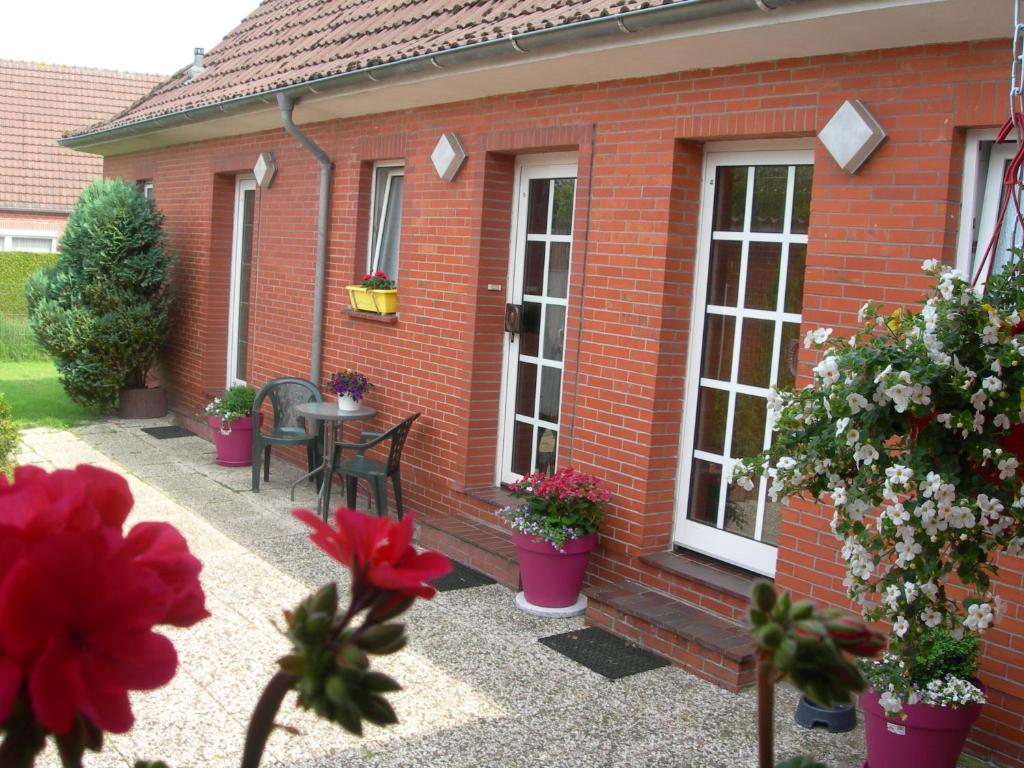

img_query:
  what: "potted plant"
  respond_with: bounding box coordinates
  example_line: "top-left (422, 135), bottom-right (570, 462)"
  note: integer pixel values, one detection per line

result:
top-left (497, 467), bottom-right (610, 611)
top-left (205, 384), bottom-right (257, 466)
top-left (732, 258), bottom-right (1024, 768)
top-left (26, 179), bottom-right (172, 417)
top-left (328, 369), bottom-right (373, 411)
top-left (346, 271), bottom-right (397, 315)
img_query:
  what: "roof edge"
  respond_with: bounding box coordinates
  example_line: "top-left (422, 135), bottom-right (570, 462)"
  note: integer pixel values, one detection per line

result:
top-left (60, 0), bottom-right (791, 151)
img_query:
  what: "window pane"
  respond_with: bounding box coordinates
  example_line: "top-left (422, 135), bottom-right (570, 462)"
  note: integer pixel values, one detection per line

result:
top-left (551, 179), bottom-right (575, 235)
top-left (791, 166), bottom-right (812, 234)
top-left (524, 241), bottom-right (545, 296)
top-left (736, 318), bottom-right (775, 388)
top-left (707, 241), bottom-right (742, 307)
top-left (548, 242), bottom-right (569, 298)
top-left (724, 478), bottom-right (758, 539)
top-left (784, 244), bottom-right (806, 314)
top-left (762, 498), bottom-right (782, 546)
top-left (527, 179), bottom-right (549, 235)
top-left (700, 315), bottom-right (734, 382)
top-left (750, 166), bottom-right (788, 233)
top-left (375, 174), bottom-right (403, 281)
top-left (777, 322), bottom-right (802, 390)
top-left (515, 361), bottom-right (537, 417)
top-left (538, 366), bottom-right (561, 423)
top-left (744, 242), bottom-right (781, 310)
top-left (10, 237), bottom-right (52, 252)
top-left (512, 420), bottom-right (534, 476)
top-left (731, 393), bottom-right (767, 459)
top-left (235, 189), bottom-right (255, 382)
top-left (687, 459), bottom-right (722, 526)
top-left (713, 167), bottom-right (747, 232)
top-left (695, 386), bottom-right (728, 455)
top-left (543, 304), bottom-right (565, 361)
top-left (521, 301), bottom-right (541, 357)
top-left (536, 427), bottom-right (557, 475)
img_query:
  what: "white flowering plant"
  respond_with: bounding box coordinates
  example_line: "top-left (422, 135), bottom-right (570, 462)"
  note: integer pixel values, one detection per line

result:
top-left (732, 257), bottom-right (1024, 716)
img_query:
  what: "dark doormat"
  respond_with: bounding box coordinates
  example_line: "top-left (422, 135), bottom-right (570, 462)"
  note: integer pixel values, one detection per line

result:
top-left (431, 559), bottom-right (496, 592)
top-left (141, 426), bottom-right (194, 439)
top-left (539, 627), bottom-right (670, 680)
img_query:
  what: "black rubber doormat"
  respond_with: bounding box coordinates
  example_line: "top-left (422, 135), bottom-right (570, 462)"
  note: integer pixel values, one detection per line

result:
top-left (141, 426), bottom-right (193, 439)
top-left (431, 559), bottom-right (496, 592)
top-left (539, 627), bottom-right (670, 680)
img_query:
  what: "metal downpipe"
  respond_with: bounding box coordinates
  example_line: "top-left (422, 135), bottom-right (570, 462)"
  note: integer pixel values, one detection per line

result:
top-left (277, 93), bottom-right (332, 386)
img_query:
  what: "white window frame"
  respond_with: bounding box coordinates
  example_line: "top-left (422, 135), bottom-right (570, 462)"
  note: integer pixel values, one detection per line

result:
top-left (142, 181), bottom-right (154, 200)
top-left (957, 129), bottom-right (1018, 284)
top-left (673, 147), bottom-right (814, 577)
top-left (367, 161), bottom-right (405, 279)
top-left (0, 231), bottom-right (58, 252)
top-left (226, 176), bottom-right (256, 388)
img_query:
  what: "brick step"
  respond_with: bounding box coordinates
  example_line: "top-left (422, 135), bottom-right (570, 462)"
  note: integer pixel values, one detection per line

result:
top-left (585, 580), bottom-right (757, 692)
top-left (417, 512), bottom-right (519, 590)
top-left (636, 549), bottom-right (764, 623)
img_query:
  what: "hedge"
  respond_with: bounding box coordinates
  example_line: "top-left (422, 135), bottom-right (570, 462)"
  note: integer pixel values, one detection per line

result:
top-left (0, 251), bottom-right (59, 319)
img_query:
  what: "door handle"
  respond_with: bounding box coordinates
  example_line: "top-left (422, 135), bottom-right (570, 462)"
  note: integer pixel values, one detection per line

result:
top-left (504, 303), bottom-right (523, 343)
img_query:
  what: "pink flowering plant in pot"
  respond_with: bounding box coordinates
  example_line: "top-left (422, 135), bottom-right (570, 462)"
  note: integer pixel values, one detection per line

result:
top-left (497, 467), bottom-right (610, 551)
top-left (732, 257), bottom-right (1024, 762)
top-left (0, 463), bottom-right (450, 768)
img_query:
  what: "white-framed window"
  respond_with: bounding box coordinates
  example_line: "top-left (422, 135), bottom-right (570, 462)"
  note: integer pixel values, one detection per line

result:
top-left (1, 232), bottom-right (57, 252)
top-left (367, 161), bottom-right (405, 282)
top-left (141, 180), bottom-right (154, 200)
top-left (958, 129), bottom-right (1019, 281)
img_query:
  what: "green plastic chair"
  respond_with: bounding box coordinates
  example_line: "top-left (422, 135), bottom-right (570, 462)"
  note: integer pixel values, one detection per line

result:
top-left (251, 378), bottom-right (322, 493)
top-left (332, 413), bottom-right (420, 518)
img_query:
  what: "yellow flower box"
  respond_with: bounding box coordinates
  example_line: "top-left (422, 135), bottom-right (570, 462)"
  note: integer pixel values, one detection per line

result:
top-left (346, 286), bottom-right (398, 315)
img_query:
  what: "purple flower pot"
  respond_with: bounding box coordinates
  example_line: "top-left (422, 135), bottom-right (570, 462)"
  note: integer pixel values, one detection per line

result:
top-left (860, 685), bottom-right (984, 768)
top-left (512, 531), bottom-right (598, 608)
top-left (209, 415), bottom-right (256, 467)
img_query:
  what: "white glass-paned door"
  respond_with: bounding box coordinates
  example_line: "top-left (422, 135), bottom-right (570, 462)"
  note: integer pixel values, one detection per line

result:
top-left (227, 177), bottom-right (256, 386)
top-left (674, 150), bottom-right (813, 576)
top-left (499, 155), bottom-right (577, 485)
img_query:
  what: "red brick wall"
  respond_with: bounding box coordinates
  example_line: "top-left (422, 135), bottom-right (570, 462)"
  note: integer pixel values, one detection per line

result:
top-left (105, 39), bottom-right (1021, 766)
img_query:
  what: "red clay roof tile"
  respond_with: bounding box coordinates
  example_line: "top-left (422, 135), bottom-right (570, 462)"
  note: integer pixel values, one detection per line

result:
top-left (71, 0), bottom-right (686, 139)
top-left (1, 61), bottom-right (163, 210)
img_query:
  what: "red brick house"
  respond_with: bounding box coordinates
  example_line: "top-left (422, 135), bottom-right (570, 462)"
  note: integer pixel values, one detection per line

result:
top-left (64, 1), bottom-right (1021, 763)
top-left (0, 61), bottom-right (162, 251)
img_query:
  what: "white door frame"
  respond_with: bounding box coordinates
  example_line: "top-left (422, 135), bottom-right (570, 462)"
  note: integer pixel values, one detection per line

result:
top-left (497, 152), bottom-right (578, 485)
top-left (673, 147), bottom-right (814, 576)
top-left (226, 176), bottom-right (256, 387)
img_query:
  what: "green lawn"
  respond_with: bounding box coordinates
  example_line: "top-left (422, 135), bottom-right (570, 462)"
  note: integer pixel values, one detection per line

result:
top-left (0, 361), bottom-right (101, 429)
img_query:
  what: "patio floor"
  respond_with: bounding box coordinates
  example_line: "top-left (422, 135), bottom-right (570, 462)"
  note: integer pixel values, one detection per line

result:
top-left (17, 418), bottom-right (868, 768)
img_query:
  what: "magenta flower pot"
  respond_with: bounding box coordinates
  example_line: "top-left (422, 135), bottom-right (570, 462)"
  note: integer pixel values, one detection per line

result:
top-left (209, 415), bottom-right (256, 467)
top-left (512, 531), bottom-right (598, 608)
top-left (860, 685), bottom-right (984, 768)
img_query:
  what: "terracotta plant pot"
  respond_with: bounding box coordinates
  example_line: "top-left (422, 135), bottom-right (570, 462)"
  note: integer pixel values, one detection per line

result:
top-left (860, 685), bottom-right (984, 768)
top-left (512, 531), bottom-right (597, 608)
top-left (118, 386), bottom-right (167, 419)
top-left (209, 415), bottom-right (257, 467)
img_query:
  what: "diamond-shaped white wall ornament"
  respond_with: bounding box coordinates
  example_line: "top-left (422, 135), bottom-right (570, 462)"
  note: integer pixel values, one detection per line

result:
top-left (431, 133), bottom-right (467, 182)
top-left (818, 100), bottom-right (886, 174)
top-left (253, 152), bottom-right (277, 188)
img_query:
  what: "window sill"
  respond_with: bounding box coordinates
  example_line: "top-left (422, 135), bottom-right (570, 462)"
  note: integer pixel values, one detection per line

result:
top-left (345, 309), bottom-right (398, 324)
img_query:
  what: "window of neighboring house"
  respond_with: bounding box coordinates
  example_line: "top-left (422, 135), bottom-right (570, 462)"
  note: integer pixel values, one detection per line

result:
top-left (1, 234), bottom-right (57, 252)
top-left (958, 130), bottom-right (1020, 282)
top-left (367, 162), bottom-right (404, 282)
top-left (142, 181), bottom-right (154, 200)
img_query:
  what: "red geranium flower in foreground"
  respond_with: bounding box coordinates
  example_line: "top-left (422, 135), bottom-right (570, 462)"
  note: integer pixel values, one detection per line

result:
top-left (293, 508), bottom-right (451, 599)
top-left (0, 465), bottom-right (207, 736)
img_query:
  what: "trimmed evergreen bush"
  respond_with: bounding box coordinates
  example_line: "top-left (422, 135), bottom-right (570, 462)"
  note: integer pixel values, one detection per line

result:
top-left (0, 393), bottom-right (18, 478)
top-left (28, 179), bottom-right (172, 408)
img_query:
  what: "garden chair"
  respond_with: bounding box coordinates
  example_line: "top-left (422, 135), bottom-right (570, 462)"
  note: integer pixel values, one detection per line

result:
top-left (331, 413), bottom-right (420, 518)
top-left (251, 377), bottom-right (322, 493)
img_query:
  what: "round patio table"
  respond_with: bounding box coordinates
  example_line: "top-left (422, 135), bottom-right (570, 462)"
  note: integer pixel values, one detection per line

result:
top-left (292, 400), bottom-right (376, 520)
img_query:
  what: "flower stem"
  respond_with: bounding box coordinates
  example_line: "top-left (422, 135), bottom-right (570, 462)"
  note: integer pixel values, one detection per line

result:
top-left (239, 670), bottom-right (296, 768)
top-left (757, 654), bottom-right (774, 768)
